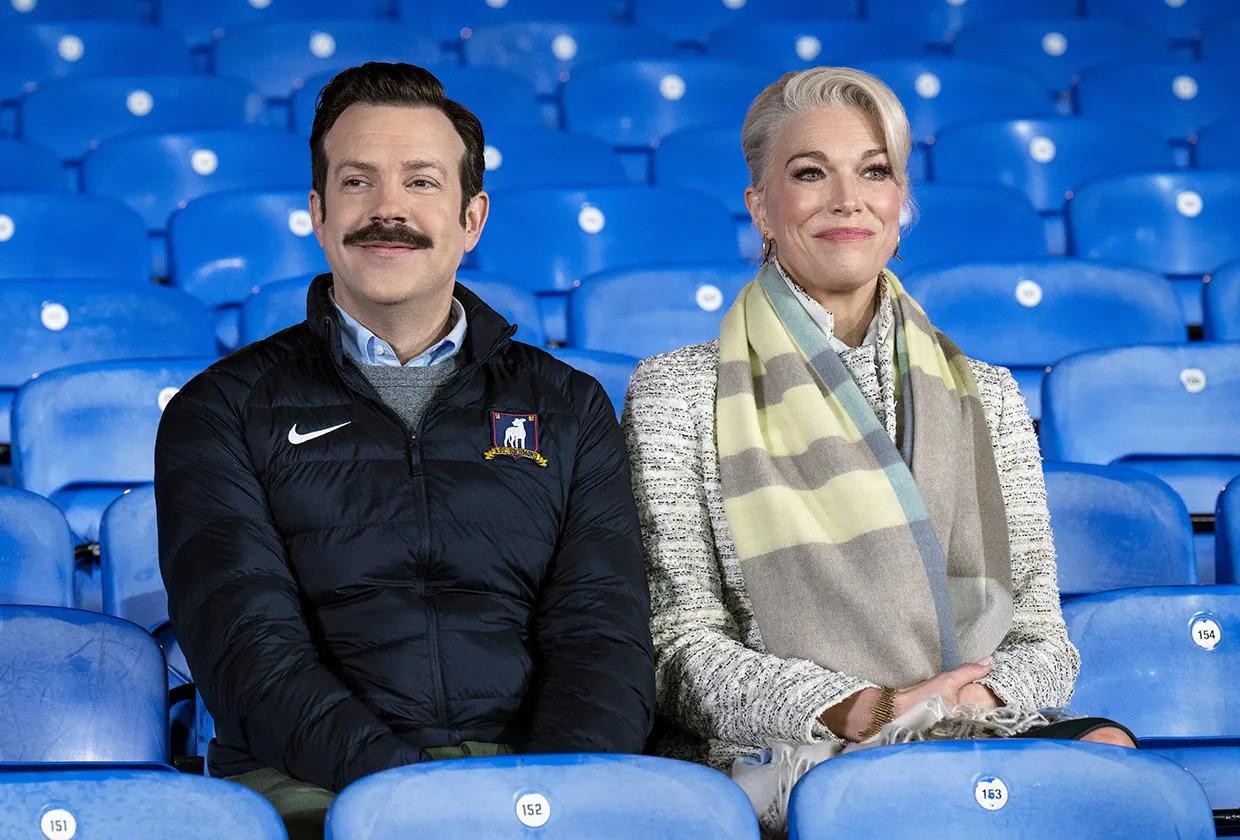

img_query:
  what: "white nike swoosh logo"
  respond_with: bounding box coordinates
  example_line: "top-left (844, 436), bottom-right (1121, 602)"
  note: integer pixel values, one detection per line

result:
top-left (288, 421), bottom-right (351, 445)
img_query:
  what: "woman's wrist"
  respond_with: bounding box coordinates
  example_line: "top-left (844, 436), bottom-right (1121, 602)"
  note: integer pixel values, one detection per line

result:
top-left (818, 687), bottom-right (882, 742)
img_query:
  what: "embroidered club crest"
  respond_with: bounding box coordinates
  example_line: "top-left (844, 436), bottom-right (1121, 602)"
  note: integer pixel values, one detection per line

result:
top-left (484, 411), bottom-right (548, 467)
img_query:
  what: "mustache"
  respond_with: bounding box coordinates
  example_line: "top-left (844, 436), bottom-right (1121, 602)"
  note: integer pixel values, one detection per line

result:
top-left (342, 222), bottom-right (433, 249)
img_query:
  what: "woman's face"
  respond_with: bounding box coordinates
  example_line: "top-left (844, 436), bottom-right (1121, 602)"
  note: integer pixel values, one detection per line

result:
top-left (747, 106), bottom-right (904, 297)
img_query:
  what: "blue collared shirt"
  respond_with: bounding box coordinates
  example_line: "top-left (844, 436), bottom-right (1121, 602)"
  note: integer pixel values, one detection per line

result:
top-left (331, 291), bottom-right (468, 368)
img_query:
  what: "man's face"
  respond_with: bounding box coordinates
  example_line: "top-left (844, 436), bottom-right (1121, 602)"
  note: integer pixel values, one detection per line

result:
top-left (310, 103), bottom-right (488, 311)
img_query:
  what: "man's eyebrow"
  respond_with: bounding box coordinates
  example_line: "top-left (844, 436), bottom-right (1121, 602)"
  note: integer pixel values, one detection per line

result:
top-left (401, 159), bottom-right (448, 177)
top-left (785, 147), bottom-right (888, 166)
top-left (333, 159), bottom-right (449, 177)
top-left (335, 159), bottom-right (377, 176)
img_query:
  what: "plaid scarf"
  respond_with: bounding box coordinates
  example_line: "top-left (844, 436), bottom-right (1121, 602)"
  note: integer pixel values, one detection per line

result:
top-left (715, 262), bottom-right (1013, 687)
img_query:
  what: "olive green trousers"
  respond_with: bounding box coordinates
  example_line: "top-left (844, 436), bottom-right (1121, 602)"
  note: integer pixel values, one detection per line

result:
top-left (227, 742), bottom-right (512, 840)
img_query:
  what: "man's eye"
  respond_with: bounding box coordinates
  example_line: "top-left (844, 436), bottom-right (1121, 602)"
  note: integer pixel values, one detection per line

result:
top-left (343, 178), bottom-right (365, 187)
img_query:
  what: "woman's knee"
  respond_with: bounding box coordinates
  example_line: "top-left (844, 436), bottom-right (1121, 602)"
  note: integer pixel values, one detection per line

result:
top-left (1079, 726), bottom-right (1137, 748)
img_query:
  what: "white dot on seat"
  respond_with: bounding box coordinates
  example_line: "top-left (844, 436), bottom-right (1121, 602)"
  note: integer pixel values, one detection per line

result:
top-left (485, 0), bottom-right (508, 8)
top-left (288, 209), bottom-right (314, 236)
top-left (11, 0), bottom-right (37, 13)
top-left (723, 0), bottom-right (746, 8)
top-left (158, 387), bottom-right (180, 411)
top-left (795, 35), bottom-right (822, 62)
top-left (309, 32), bottom-right (336, 59)
top-left (1175, 190), bottom-right (1203, 217)
top-left (40, 808), bottom-right (76, 840)
top-left (248, 0), bottom-right (272, 7)
top-left (947, 0), bottom-right (967, 7)
top-left (1015, 279), bottom-right (1043, 308)
top-left (1041, 32), bottom-right (1067, 57)
top-left (0, 214), bottom-right (14, 242)
top-left (40, 302), bottom-right (69, 331)
top-left (126, 89), bottom-right (153, 117)
top-left (57, 34), bottom-right (84, 62)
top-left (483, 144), bottom-right (503, 171)
top-left (1172, 74), bottom-right (1198, 100)
top-left (695, 284), bottom-right (723, 312)
top-left (551, 34), bottom-right (577, 60)
top-left (1180, 367), bottom-right (1206, 393)
top-left (190, 149), bottom-right (218, 176)
top-left (659, 73), bottom-right (686, 101)
top-left (1029, 136), bottom-right (1056, 163)
top-left (914, 72), bottom-right (941, 99)
top-left (577, 205), bottom-right (605, 234)
top-left (1165, 0), bottom-right (1187, 8)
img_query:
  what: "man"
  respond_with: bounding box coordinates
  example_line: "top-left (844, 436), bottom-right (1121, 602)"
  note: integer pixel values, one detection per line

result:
top-left (156, 62), bottom-right (654, 838)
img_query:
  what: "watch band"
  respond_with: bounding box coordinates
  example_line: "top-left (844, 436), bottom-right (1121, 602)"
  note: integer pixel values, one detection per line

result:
top-left (859, 686), bottom-right (897, 741)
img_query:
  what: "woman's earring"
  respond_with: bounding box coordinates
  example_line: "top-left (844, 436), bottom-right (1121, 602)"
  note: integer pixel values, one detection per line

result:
top-left (762, 235), bottom-right (777, 264)
top-left (892, 238), bottom-right (903, 263)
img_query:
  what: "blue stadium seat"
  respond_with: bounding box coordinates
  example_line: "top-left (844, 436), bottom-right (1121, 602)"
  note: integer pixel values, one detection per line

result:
top-left (932, 117), bottom-right (1170, 214)
top-left (1076, 62), bottom-right (1240, 143)
top-left (478, 125), bottom-right (627, 194)
top-left (474, 186), bottom-right (739, 293)
top-left (856, 58), bottom-right (1054, 145)
top-left (401, 0), bottom-right (619, 45)
top-left (562, 58), bottom-right (774, 178)
top-left (866, 0), bottom-right (1079, 46)
top-left (902, 259), bottom-right (1184, 418)
top-left (82, 128), bottom-right (307, 232)
top-left (99, 485), bottom-right (161, 633)
top-left (1201, 15), bottom-right (1240, 60)
top-left (214, 21), bottom-right (441, 101)
top-left (898, 184), bottom-right (1046, 271)
top-left (0, 486), bottom-right (74, 608)
top-left (0, 138), bottom-right (68, 191)
top-left (1068, 171), bottom-right (1240, 324)
top-left (568, 262), bottom-right (752, 358)
top-left (1064, 585), bottom-right (1240, 813)
top-left (1219, 478), bottom-right (1240, 584)
top-left (0, 280), bottom-right (214, 444)
top-left (0, 191), bottom-right (148, 282)
top-left (0, 768), bottom-right (286, 837)
top-left (1086, 0), bottom-right (1235, 42)
top-left (787, 740), bottom-right (1214, 838)
top-left (11, 357), bottom-right (215, 545)
top-left (325, 754), bottom-right (759, 838)
top-left (709, 19), bottom-right (922, 71)
top-left (1045, 462), bottom-right (1195, 597)
top-left (0, 0), bottom-right (146, 22)
top-left (0, 22), bottom-right (191, 103)
top-left (546, 348), bottom-right (639, 419)
top-left (1040, 343), bottom-right (1240, 516)
top-left (953, 19), bottom-right (1166, 94)
top-left (1204, 260), bottom-right (1240, 342)
top-left (464, 22), bottom-right (676, 96)
top-left (0, 604), bottom-right (167, 763)
top-left (21, 74), bottom-right (265, 162)
top-left (160, 0), bottom-right (388, 49)
top-left (169, 189), bottom-right (328, 350)
top-left (292, 65), bottom-right (546, 137)
top-left (239, 270), bottom-right (547, 347)
top-left (632, 0), bottom-right (855, 45)
top-left (1195, 119), bottom-right (1240, 169)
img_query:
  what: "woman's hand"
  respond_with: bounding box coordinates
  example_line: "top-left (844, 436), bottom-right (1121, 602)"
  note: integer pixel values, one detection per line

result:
top-left (819, 660), bottom-right (993, 741)
top-left (956, 682), bottom-right (1001, 710)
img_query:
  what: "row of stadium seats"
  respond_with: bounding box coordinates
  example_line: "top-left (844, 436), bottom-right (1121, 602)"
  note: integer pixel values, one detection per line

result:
top-left (6, 580), bottom-right (1240, 829)
top-left (4, 0), bottom-right (1240, 48)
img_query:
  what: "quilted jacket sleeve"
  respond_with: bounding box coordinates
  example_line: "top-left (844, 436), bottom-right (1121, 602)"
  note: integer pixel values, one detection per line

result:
top-left (521, 375), bottom-right (655, 754)
top-left (155, 368), bottom-right (426, 792)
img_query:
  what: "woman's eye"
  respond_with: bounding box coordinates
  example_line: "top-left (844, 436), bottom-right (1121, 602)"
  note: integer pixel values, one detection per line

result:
top-left (793, 167), bottom-right (823, 181)
top-left (864, 164), bottom-right (893, 181)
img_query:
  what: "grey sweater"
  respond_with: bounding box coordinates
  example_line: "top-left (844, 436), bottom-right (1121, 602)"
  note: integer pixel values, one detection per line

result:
top-left (355, 355), bottom-right (461, 431)
top-left (621, 337), bottom-right (1080, 769)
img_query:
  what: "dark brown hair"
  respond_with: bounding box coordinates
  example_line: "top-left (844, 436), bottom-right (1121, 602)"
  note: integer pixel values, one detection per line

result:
top-left (310, 62), bottom-right (484, 225)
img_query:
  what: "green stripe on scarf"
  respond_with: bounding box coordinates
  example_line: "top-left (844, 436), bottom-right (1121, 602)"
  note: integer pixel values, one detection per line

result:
top-left (716, 261), bottom-right (1013, 688)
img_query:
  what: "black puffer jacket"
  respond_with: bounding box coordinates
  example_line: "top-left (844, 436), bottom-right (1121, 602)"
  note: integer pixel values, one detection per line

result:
top-left (156, 275), bottom-right (654, 791)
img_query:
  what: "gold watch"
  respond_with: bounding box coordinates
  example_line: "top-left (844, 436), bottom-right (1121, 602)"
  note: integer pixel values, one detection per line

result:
top-left (859, 686), bottom-right (897, 741)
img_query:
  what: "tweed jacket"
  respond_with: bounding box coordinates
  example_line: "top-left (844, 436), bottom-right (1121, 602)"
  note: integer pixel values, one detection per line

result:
top-left (621, 336), bottom-right (1080, 767)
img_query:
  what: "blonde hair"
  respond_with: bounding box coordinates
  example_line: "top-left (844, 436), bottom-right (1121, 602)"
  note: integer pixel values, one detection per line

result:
top-left (741, 67), bottom-right (912, 193)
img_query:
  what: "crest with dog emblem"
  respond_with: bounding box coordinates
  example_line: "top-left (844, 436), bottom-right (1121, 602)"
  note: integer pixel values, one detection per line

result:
top-left (484, 411), bottom-right (548, 467)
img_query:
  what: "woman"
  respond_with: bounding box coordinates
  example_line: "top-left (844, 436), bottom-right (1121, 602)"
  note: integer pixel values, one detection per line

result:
top-left (622, 67), bottom-right (1132, 827)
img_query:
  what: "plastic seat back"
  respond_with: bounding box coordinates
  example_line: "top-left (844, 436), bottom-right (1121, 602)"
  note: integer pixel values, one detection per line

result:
top-left (0, 139), bottom-right (68, 191)
top-left (0, 191), bottom-right (148, 282)
top-left (475, 186), bottom-right (738, 293)
top-left (0, 768), bottom-right (287, 838)
top-left (932, 117), bottom-right (1170, 213)
top-left (400, 0), bottom-right (617, 45)
top-left (1204, 260), bottom-right (1240, 342)
top-left (478, 125), bottom-right (627, 193)
top-left (546, 348), bottom-right (639, 419)
top-left (1045, 462), bottom-right (1195, 597)
top-left (1088, 0), bottom-right (1234, 42)
top-left (325, 754), bottom-right (759, 839)
top-left (1077, 61), bottom-right (1240, 142)
top-left (22, 75), bottom-right (264, 162)
top-left (633, 0), bottom-right (854, 45)
top-left (0, 604), bottom-right (167, 762)
top-left (100, 485), bottom-right (162, 631)
top-left (1063, 585), bottom-right (1240, 737)
top-left (1219, 478), bottom-right (1240, 584)
top-left (787, 739), bottom-right (1213, 838)
top-left (82, 128), bottom-right (307, 231)
top-left (569, 262), bottom-right (752, 358)
top-left (1040, 343), bottom-right (1240, 514)
top-left (899, 184), bottom-right (1046, 271)
top-left (857, 58), bottom-right (1054, 144)
top-left (169, 189), bottom-right (328, 309)
top-left (161, 0), bottom-right (387, 48)
top-left (709, 19), bottom-right (921, 70)
top-left (0, 486), bottom-right (74, 608)
top-left (866, 0), bottom-right (1079, 46)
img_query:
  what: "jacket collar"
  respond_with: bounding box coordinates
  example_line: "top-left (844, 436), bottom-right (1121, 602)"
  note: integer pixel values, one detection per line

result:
top-left (306, 272), bottom-right (515, 369)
